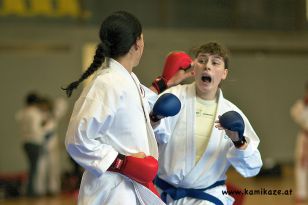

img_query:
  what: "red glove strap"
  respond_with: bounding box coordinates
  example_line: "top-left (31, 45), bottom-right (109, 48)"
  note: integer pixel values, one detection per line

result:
top-left (233, 137), bottom-right (247, 148)
top-left (152, 76), bottom-right (167, 94)
top-left (109, 153), bottom-right (126, 170)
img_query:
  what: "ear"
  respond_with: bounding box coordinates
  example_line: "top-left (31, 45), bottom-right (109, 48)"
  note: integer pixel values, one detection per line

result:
top-left (129, 40), bottom-right (140, 53)
top-left (131, 40), bottom-right (140, 51)
top-left (221, 68), bottom-right (228, 80)
top-left (136, 34), bottom-right (144, 50)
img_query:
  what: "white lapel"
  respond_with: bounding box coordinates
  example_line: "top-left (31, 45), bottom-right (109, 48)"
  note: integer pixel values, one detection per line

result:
top-left (131, 180), bottom-right (166, 205)
top-left (181, 88), bottom-right (226, 186)
top-left (130, 73), bottom-right (159, 159)
top-left (185, 83), bottom-right (197, 172)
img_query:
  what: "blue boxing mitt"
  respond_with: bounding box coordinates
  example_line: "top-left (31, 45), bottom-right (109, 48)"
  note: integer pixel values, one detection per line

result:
top-left (150, 93), bottom-right (181, 122)
top-left (219, 111), bottom-right (247, 148)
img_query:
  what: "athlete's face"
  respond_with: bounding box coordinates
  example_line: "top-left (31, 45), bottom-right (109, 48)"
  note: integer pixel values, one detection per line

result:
top-left (193, 52), bottom-right (228, 99)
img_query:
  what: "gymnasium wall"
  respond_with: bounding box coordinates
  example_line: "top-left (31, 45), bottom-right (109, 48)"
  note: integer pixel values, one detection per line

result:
top-left (1, 26), bottom-right (307, 173)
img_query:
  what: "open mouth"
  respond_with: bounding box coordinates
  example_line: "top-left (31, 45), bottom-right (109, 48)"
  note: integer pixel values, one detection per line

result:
top-left (201, 75), bottom-right (212, 83)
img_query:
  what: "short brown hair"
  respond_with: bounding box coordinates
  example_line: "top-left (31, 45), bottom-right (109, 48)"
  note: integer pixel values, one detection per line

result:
top-left (193, 42), bottom-right (230, 69)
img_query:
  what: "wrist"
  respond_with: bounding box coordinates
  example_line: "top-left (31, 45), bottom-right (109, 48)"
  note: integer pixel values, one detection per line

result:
top-left (232, 137), bottom-right (247, 149)
top-left (166, 79), bottom-right (175, 88)
top-left (149, 111), bottom-right (163, 122)
top-left (152, 76), bottom-right (167, 94)
top-left (110, 153), bottom-right (126, 170)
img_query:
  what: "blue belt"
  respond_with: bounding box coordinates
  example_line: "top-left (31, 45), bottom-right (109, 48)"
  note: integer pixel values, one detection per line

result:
top-left (154, 177), bottom-right (225, 205)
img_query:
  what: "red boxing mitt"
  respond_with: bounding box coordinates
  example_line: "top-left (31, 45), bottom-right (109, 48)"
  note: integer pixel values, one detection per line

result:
top-left (162, 51), bottom-right (192, 81)
top-left (108, 154), bottom-right (158, 185)
top-left (152, 51), bottom-right (192, 94)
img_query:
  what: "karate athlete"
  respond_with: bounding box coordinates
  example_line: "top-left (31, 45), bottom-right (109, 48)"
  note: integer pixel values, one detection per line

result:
top-left (290, 82), bottom-right (308, 203)
top-left (16, 92), bottom-right (45, 197)
top-left (62, 11), bottom-right (178, 205)
top-left (36, 97), bottom-right (68, 196)
top-left (152, 42), bottom-right (263, 205)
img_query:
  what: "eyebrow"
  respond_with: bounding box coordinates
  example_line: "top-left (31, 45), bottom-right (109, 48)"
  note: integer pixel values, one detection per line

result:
top-left (198, 54), bottom-right (223, 60)
top-left (197, 54), bottom-right (208, 58)
top-left (212, 56), bottom-right (223, 61)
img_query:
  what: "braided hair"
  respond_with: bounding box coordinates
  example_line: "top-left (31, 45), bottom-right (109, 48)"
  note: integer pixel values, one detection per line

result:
top-left (62, 11), bottom-right (142, 97)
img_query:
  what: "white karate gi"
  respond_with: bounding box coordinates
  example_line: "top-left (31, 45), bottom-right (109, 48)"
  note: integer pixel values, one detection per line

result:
top-left (16, 104), bottom-right (46, 196)
top-left (65, 58), bottom-right (165, 205)
top-left (16, 106), bottom-right (46, 145)
top-left (36, 97), bottom-right (68, 195)
top-left (154, 83), bottom-right (262, 205)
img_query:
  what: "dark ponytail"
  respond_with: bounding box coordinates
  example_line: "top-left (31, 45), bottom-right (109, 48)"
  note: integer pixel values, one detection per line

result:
top-left (62, 44), bottom-right (105, 97)
top-left (62, 11), bottom-right (142, 97)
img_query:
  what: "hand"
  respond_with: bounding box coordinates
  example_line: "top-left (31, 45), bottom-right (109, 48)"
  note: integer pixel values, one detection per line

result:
top-left (151, 51), bottom-right (193, 94)
top-left (131, 152), bottom-right (146, 158)
top-left (162, 51), bottom-right (192, 81)
top-left (215, 112), bottom-right (248, 149)
top-left (215, 118), bottom-right (240, 141)
top-left (150, 93), bottom-right (181, 122)
top-left (167, 68), bottom-right (195, 88)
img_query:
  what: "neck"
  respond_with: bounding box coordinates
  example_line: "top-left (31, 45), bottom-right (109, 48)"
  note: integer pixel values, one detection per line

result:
top-left (196, 87), bottom-right (218, 100)
top-left (116, 54), bottom-right (136, 73)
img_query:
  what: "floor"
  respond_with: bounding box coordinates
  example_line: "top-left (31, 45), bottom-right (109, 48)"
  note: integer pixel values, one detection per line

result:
top-left (227, 164), bottom-right (298, 205)
top-left (1, 164), bottom-right (307, 205)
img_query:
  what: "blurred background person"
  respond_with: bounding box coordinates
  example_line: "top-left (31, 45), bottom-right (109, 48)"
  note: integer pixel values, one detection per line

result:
top-left (291, 81), bottom-right (308, 203)
top-left (35, 96), bottom-right (68, 196)
top-left (15, 92), bottom-right (45, 197)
